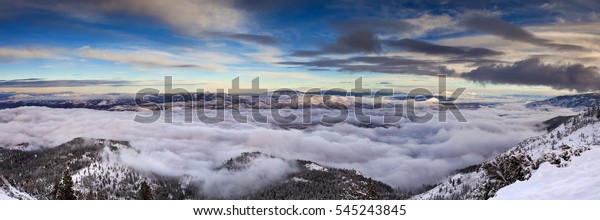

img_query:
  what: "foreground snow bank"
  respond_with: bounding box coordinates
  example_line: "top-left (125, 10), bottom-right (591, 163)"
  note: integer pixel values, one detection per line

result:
top-left (0, 190), bottom-right (15, 200)
top-left (494, 148), bottom-right (600, 199)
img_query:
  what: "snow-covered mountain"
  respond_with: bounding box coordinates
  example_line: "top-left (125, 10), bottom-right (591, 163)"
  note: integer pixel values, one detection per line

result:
top-left (526, 93), bottom-right (600, 110)
top-left (0, 92), bottom-right (488, 113)
top-left (0, 138), bottom-right (396, 200)
top-left (413, 106), bottom-right (600, 199)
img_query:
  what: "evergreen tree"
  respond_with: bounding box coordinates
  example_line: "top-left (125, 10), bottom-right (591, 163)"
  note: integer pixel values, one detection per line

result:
top-left (85, 192), bottom-right (96, 200)
top-left (57, 169), bottom-right (77, 200)
top-left (138, 181), bottom-right (154, 200)
top-left (366, 179), bottom-right (378, 200)
top-left (49, 179), bottom-right (60, 199)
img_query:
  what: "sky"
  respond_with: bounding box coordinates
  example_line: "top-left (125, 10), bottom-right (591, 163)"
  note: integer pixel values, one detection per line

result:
top-left (1, 0), bottom-right (600, 97)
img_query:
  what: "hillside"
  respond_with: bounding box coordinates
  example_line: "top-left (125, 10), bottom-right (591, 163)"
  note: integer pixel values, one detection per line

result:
top-left (526, 93), bottom-right (600, 110)
top-left (413, 106), bottom-right (600, 200)
top-left (0, 138), bottom-right (395, 200)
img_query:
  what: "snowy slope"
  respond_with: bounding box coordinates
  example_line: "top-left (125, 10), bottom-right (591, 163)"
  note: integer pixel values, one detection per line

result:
top-left (0, 178), bottom-right (35, 200)
top-left (494, 148), bottom-right (600, 199)
top-left (413, 107), bottom-right (600, 200)
top-left (411, 170), bottom-right (485, 200)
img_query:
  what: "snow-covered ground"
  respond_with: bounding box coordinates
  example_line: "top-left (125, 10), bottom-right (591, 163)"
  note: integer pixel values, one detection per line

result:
top-left (0, 189), bottom-right (15, 200)
top-left (494, 148), bottom-right (600, 199)
top-left (0, 178), bottom-right (35, 200)
top-left (304, 163), bottom-right (328, 172)
top-left (412, 107), bottom-right (600, 200)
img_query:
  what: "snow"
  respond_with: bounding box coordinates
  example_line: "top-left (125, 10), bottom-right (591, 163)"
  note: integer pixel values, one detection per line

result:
top-left (426, 97), bottom-right (439, 103)
top-left (304, 163), bottom-right (328, 171)
top-left (413, 111), bottom-right (600, 200)
top-left (0, 178), bottom-right (35, 200)
top-left (291, 177), bottom-right (309, 182)
top-left (411, 171), bottom-right (485, 200)
top-left (494, 148), bottom-right (600, 200)
top-left (8, 94), bottom-right (35, 100)
top-left (0, 189), bottom-right (16, 200)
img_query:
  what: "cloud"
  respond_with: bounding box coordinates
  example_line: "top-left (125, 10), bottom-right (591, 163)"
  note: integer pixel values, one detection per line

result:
top-left (0, 79), bottom-right (131, 88)
top-left (0, 48), bottom-right (63, 61)
top-left (281, 56), bottom-right (453, 76)
top-left (332, 18), bottom-right (415, 35)
top-left (384, 38), bottom-right (504, 57)
top-left (242, 46), bottom-right (284, 64)
top-left (461, 58), bottom-right (600, 92)
top-left (291, 18), bottom-right (415, 56)
top-left (98, 0), bottom-right (245, 34)
top-left (225, 33), bottom-right (278, 45)
top-left (240, 71), bottom-right (314, 79)
top-left (291, 30), bottom-right (382, 56)
top-left (78, 47), bottom-right (228, 71)
top-left (4, 0), bottom-right (265, 45)
top-left (460, 16), bottom-right (586, 51)
top-left (0, 104), bottom-right (576, 194)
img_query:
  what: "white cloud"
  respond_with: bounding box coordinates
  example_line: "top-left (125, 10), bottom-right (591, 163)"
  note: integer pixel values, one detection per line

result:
top-left (0, 103), bottom-right (576, 195)
top-left (78, 47), bottom-right (228, 72)
top-left (243, 46), bottom-right (285, 64)
top-left (78, 0), bottom-right (246, 34)
top-left (0, 47), bottom-right (64, 60)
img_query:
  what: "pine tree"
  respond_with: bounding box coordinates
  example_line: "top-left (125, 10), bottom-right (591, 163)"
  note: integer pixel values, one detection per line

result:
top-left (138, 181), bottom-right (154, 200)
top-left (366, 179), bottom-right (379, 200)
top-left (57, 169), bottom-right (77, 200)
top-left (49, 179), bottom-right (60, 199)
top-left (85, 192), bottom-right (96, 200)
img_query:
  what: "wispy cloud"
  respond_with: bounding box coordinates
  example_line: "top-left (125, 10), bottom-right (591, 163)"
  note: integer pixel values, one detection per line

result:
top-left (0, 78), bottom-right (131, 88)
top-left (460, 16), bottom-right (586, 51)
top-left (78, 47), bottom-right (228, 72)
top-left (384, 38), bottom-right (504, 57)
top-left (0, 48), bottom-right (64, 61)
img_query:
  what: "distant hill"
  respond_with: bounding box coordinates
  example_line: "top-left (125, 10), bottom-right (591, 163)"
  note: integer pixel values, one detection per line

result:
top-left (526, 93), bottom-right (600, 110)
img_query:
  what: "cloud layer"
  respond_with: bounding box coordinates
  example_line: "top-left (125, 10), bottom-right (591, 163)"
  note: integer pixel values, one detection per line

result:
top-left (0, 105), bottom-right (575, 195)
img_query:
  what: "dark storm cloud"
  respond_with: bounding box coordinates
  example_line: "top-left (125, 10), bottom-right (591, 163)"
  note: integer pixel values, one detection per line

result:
top-left (384, 38), bottom-right (504, 57)
top-left (460, 16), bottom-right (586, 51)
top-left (0, 79), bottom-right (132, 88)
top-left (462, 58), bottom-right (600, 92)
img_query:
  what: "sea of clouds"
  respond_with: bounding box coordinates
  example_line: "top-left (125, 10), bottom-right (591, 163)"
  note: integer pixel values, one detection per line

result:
top-left (0, 103), bottom-right (575, 197)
